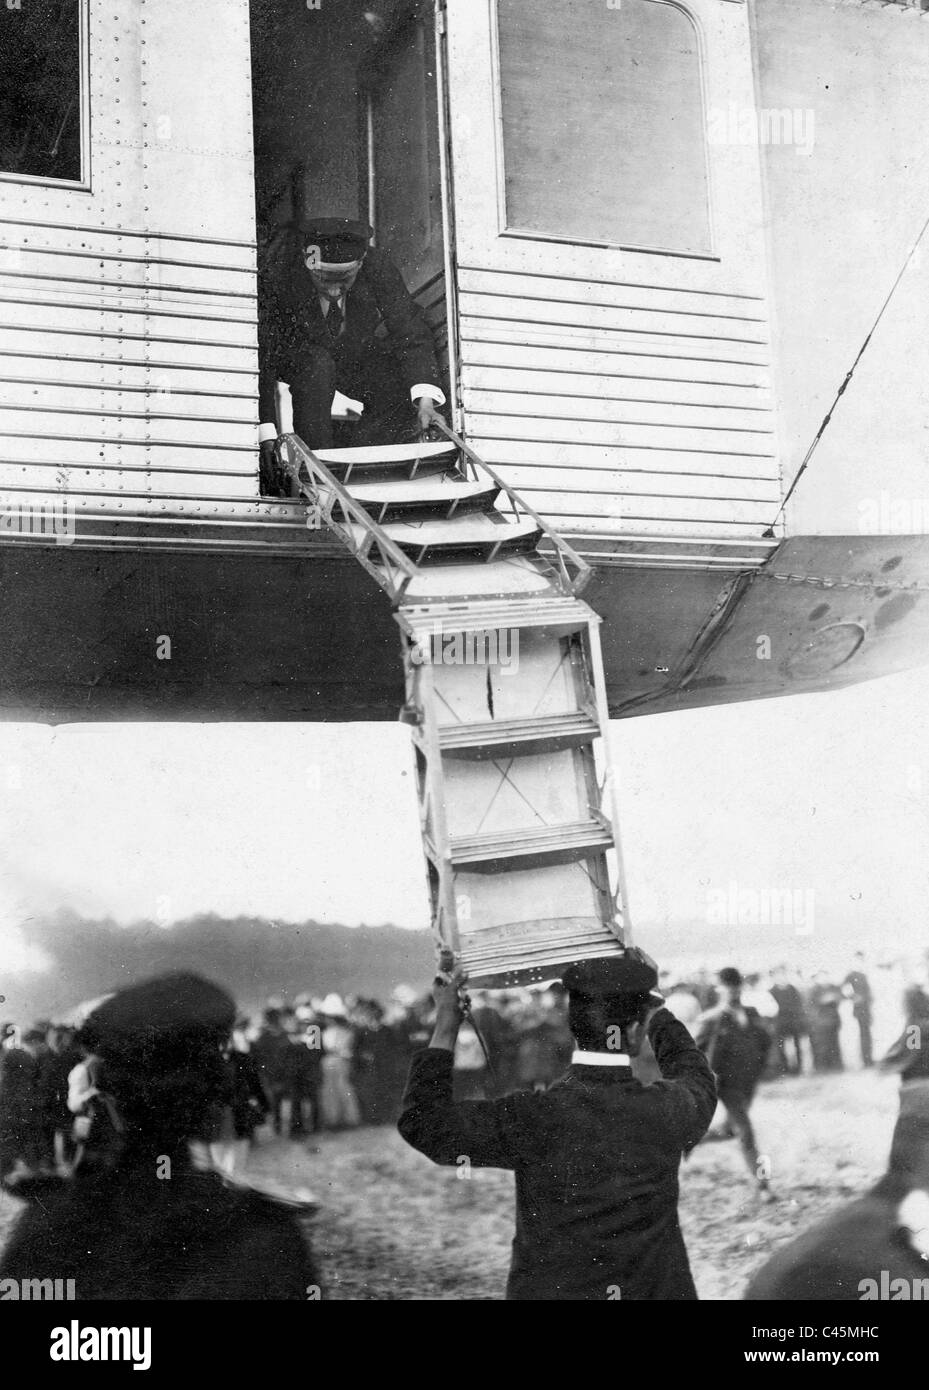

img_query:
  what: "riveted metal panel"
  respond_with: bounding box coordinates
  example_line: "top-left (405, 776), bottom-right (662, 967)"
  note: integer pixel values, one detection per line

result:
top-left (0, 0), bottom-right (259, 515)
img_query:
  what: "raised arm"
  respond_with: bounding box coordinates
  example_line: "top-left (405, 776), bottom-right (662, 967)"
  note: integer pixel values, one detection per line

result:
top-left (648, 1007), bottom-right (718, 1150)
top-left (397, 966), bottom-right (524, 1171)
top-left (398, 1048), bottom-right (525, 1170)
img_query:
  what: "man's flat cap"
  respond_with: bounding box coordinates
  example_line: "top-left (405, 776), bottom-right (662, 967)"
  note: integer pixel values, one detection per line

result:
top-left (562, 948), bottom-right (659, 998)
top-left (292, 216), bottom-right (373, 262)
top-left (79, 972), bottom-right (235, 1057)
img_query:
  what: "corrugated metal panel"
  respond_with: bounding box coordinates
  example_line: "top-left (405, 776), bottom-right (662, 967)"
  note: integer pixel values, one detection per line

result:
top-left (0, 0), bottom-right (260, 517)
top-left (2, 380), bottom-right (256, 420)
top-left (465, 390), bottom-right (773, 433)
top-left (461, 339), bottom-right (769, 388)
top-left (457, 267), bottom-right (779, 538)
top-left (457, 267), bottom-right (765, 320)
top-left (461, 364), bottom-right (772, 410)
top-left (460, 317), bottom-right (770, 367)
top-left (458, 291), bottom-right (768, 346)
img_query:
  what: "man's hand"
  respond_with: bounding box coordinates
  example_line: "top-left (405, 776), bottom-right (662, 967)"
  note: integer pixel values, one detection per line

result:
top-left (642, 991), bottom-right (668, 1032)
top-left (434, 962), bottom-right (468, 1016)
top-left (429, 961), bottom-right (469, 1052)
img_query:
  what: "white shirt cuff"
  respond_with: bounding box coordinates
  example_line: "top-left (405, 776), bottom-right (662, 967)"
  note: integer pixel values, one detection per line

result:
top-left (258, 423), bottom-right (278, 444)
top-left (410, 384), bottom-right (446, 407)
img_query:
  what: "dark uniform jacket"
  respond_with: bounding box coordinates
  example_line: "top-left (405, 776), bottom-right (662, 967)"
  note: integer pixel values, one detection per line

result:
top-left (258, 235), bottom-right (440, 424)
top-left (695, 1005), bottom-right (770, 1098)
top-left (0, 1160), bottom-right (317, 1299)
top-left (398, 1009), bottom-right (716, 1301)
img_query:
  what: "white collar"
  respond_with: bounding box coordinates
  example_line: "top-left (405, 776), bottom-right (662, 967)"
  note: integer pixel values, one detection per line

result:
top-left (571, 1049), bottom-right (631, 1067)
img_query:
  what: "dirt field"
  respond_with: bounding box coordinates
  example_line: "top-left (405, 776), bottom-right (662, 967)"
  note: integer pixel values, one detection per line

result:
top-left (0, 1069), bottom-right (898, 1300)
top-left (261, 1068), bottom-right (897, 1300)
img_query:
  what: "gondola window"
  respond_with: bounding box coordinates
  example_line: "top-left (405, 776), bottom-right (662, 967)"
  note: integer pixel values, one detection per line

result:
top-left (495, 0), bottom-right (711, 255)
top-left (0, 0), bottom-right (85, 184)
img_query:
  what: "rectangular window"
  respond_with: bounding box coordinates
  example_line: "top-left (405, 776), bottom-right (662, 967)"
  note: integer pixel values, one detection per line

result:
top-left (495, 0), bottom-right (711, 255)
top-left (0, 0), bottom-right (87, 186)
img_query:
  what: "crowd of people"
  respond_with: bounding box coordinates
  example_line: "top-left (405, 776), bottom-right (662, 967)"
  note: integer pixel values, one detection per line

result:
top-left (0, 950), bottom-right (913, 1188)
top-left (662, 953), bottom-right (877, 1075)
top-left (1, 950), bottom-right (928, 1301)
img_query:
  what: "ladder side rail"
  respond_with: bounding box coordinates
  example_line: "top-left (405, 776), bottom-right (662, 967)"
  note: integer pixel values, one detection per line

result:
top-left (400, 627), bottom-right (461, 962)
top-left (565, 631), bottom-right (613, 839)
top-left (280, 433), bottom-right (419, 602)
top-left (421, 412), bottom-right (593, 597)
top-left (584, 617), bottom-right (634, 944)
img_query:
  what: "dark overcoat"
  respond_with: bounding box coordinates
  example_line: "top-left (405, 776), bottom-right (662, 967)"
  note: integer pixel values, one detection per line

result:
top-left (399, 1009), bottom-right (717, 1301)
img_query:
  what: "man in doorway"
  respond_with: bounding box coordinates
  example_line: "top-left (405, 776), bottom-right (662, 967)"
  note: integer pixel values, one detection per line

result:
top-left (258, 216), bottom-right (445, 493)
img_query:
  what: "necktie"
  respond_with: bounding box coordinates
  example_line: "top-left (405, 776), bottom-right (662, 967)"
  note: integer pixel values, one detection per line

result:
top-left (325, 293), bottom-right (343, 339)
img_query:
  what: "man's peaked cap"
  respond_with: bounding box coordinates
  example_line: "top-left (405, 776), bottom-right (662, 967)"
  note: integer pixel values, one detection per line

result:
top-left (78, 972), bottom-right (235, 1059)
top-left (562, 948), bottom-right (659, 998)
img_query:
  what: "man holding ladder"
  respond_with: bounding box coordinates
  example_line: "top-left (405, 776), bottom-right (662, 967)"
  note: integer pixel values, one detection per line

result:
top-left (399, 950), bottom-right (716, 1300)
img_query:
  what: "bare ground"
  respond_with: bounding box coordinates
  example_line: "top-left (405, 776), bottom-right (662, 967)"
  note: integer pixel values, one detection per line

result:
top-left (0, 1070), bottom-right (897, 1300)
top-left (263, 1068), bottom-right (897, 1300)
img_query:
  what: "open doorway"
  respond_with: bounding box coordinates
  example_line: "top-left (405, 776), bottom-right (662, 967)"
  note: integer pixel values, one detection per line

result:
top-left (249, 0), bottom-right (454, 453)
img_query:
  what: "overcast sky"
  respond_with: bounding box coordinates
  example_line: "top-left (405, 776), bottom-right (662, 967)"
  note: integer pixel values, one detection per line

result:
top-left (0, 661), bottom-right (927, 979)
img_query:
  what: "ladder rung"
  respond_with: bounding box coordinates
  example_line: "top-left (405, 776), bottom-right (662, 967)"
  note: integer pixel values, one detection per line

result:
top-left (340, 477), bottom-right (499, 523)
top-left (314, 442), bottom-right (458, 465)
top-left (459, 924), bottom-right (622, 959)
top-left (462, 935), bottom-right (621, 964)
top-left (463, 942), bottom-right (626, 989)
top-left (350, 514), bottom-right (541, 565)
top-left (400, 558), bottom-right (561, 602)
top-left (398, 595), bottom-right (597, 638)
top-left (315, 442), bottom-right (459, 484)
top-left (439, 711), bottom-right (600, 759)
top-left (449, 820), bottom-right (614, 872)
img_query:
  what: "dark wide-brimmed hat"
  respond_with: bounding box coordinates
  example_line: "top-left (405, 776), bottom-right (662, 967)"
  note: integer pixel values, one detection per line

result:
top-left (562, 948), bottom-right (659, 998)
top-left (78, 972), bottom-right (235, 1061)
top-left (289, 216), bottom-right (373, 263)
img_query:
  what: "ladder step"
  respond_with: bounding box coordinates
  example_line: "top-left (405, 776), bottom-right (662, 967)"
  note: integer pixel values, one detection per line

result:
top-left (399, 595), bottom-right (597, 636)
top-left (439, 711), bottom-right (600, 759)
top-left (314, 440), bottom-right (459, 483)
top-left (462, 928), bottom-right (622, 963)
top-left (457, 922), bottom-right (626, 988)
top-left (401, 558), bottom-right (557, 600)
top-left (448, 820), bottom-right (614, 872)
top-left (464, 944), bottom-right (622, 975)
top-left (349, 513), bottom-right (541, 565)
top-left (463, 945), bottom-right (626, 990)
top-left (341, 476), bottom-right (499, 523)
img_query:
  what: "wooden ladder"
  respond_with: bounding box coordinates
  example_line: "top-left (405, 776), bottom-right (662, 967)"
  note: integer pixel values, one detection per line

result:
top-left (279, 419), bottom-right (631, 986)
